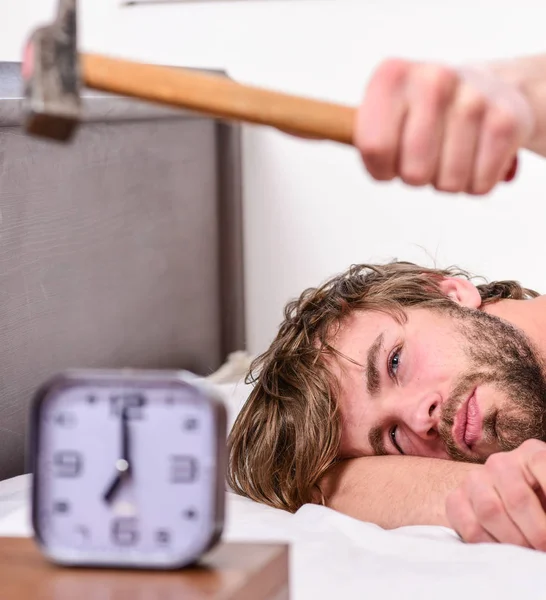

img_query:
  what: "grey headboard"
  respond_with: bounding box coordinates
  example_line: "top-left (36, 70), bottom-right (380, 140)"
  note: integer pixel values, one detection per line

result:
top-left (0, 63), bottom-right (245, 480)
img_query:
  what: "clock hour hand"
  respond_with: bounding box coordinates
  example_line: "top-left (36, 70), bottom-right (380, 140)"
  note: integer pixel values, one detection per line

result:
top-left (103, 406), bottom-right (131, 504)
top-left (103, 470), bottom-right (123, 504)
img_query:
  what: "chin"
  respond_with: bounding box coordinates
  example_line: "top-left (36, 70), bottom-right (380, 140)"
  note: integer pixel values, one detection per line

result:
top-left (450, 385), bottom-right (506, 461)
top-left (466, 442), bottom-right (501, 461)
top-left (445, 382), bottom-right (545, 461)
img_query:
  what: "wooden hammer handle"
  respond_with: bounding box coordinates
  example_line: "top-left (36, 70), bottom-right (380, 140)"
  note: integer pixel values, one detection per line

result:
top-left (81, 54), bottom-right (356, 145)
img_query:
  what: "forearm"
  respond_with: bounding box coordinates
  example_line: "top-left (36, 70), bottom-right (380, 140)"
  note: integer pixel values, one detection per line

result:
top-left (490, 54), bottom-right (546, 156)
top-left (319, 456), bottom-right (481, 529)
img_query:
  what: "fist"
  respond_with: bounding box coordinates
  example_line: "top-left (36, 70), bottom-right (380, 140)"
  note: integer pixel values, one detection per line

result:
top-left (446, 439), bottom-right (546, 550)
top-left (355, 59), bottom-right (535, 195)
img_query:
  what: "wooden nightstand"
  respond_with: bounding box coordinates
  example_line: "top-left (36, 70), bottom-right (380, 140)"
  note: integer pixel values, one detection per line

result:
top-left (0, 538), bottom-right (290, 599)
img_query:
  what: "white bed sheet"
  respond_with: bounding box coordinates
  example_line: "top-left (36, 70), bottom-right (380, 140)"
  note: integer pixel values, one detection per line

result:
top-left (1, 474), bottom-right (546, 600)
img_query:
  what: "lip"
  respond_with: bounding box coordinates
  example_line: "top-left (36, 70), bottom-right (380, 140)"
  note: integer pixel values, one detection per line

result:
top-left (464, 390), bottom-right (482, 447)
top-left (452, 388), bottom-right (480, 452)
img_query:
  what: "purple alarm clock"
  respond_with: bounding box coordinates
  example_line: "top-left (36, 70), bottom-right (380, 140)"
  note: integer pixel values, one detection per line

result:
top-left (29, 369), bottom-right (227, 569)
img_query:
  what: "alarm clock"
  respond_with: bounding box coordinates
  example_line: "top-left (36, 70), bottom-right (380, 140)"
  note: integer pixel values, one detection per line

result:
top-left (28, 369), bottom-right (227, 570)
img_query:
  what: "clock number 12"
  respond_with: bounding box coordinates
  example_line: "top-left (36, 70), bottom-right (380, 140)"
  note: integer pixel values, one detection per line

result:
top-left (109, 393), bottom-right (147, 420)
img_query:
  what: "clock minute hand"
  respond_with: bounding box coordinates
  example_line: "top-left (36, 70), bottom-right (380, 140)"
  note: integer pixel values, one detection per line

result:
top-left (121, 404), bottom-right (132, 469)
top-left (103, 406), bottom-right (131, 504)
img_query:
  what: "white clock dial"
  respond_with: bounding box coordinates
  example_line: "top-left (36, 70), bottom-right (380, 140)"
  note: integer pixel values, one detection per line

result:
top-left (32, 374), bottom-right (225, 568)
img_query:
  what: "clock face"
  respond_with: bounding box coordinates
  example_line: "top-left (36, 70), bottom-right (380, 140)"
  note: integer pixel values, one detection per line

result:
top-left (31, 373), bottom-right (225, 568)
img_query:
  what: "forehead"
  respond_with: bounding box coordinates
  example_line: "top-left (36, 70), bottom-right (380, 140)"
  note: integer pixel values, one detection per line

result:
top-left (332, 305), bottom-right (457, 355)
top-left (331, 309), bottom-right (400, 363)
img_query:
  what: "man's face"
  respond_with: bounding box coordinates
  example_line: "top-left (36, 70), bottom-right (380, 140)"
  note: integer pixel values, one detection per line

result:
top-left (333, 304), bottom-right (546, 463)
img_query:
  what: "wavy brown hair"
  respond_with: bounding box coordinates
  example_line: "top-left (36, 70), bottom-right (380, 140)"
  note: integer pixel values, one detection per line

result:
top-left (227, 261), bottom-right (539, 513)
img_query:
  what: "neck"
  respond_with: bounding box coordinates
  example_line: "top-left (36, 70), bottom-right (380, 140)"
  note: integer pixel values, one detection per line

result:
top-left (483, 296), bottom-right (546, 360)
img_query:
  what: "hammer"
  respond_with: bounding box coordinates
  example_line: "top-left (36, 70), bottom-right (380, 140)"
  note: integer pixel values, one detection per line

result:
top-left (23, 0), bottom-right (355, 144)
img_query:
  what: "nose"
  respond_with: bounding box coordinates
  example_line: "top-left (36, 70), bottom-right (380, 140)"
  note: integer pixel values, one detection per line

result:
top-left (397, 392), bottom-right (441, 440)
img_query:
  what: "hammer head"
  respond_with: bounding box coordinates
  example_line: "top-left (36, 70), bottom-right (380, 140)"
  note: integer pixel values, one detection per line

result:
top-left (22, 0), bottom-right (82, 142)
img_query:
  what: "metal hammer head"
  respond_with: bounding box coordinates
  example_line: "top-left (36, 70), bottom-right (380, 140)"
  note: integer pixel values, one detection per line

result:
top-left (22, 0), bottom-right (82, 142)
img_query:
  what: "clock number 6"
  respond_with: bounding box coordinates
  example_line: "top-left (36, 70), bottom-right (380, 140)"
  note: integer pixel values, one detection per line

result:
top-left (111, 518), bottom-right (139, 546)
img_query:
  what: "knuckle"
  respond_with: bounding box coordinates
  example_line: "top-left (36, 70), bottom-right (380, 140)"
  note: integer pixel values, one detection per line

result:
top-left (472, 182), bottom-right (495, 196)
top-left (437, 180), bottom-right (465, 194)
top-left (474, 492), bottom-right (503, 521)
top-left (531, 530), bottom-right (546, 552)
top-left (487, 107), bottom-right (518, 141)
top-left (374, 58), bottom-right (410, 85)
top-left (445, 491), bottom-right (482, 543)
top-left (446, 488), bottom-right (464, 515)
top-left (400, 166), bottom-right (431, 187)
top-left (437, 162), bottom-right (471, 193)
top-left (485, 451), bottom-right (507, 471)
top-left (455, 90), bottom-right (487, 121)
top-left (456, 515), bottom-right (484, 544)
top-left (520, 438), bottom-right (546, 453)
top-left (527, 448), bottom-right (546, 471)
top-left (504, 486), bottom-right (531, 512)
top-left (359, 140), bottom-right (395, 162)
top-left (415, 64), bottom-right (457, 103)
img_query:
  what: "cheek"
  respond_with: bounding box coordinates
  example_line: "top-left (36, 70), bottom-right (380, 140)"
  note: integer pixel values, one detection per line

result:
top-left (338, 404), bottom-right (376, 458)
top-left (409, 336), bottom-right (467, 385)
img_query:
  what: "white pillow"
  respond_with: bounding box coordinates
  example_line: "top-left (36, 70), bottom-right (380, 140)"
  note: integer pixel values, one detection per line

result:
top-left (204, 351), bottom-right (255, 432)
top-left (204, 377), bottom-right (255, 494)
top-left (212, 378), bottom-right (254, 433)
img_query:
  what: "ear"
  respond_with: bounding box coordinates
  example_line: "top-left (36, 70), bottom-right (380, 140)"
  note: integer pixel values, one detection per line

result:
top-left (437, 277), bottom-right (482, 309)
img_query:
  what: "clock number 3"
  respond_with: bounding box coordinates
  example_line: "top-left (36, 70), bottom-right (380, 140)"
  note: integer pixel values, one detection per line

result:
top-left (170, 455), bottom-right (198, 483)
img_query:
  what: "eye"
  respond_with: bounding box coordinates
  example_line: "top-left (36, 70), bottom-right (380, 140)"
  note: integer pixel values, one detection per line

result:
top-left (388, 347), bottom-right (402, 379)
top-left (390, 425), bottom-right (404, 455)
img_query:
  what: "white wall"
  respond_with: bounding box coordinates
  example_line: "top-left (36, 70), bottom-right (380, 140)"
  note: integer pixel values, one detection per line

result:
top-left (3, 0), bottom-right (546, 355)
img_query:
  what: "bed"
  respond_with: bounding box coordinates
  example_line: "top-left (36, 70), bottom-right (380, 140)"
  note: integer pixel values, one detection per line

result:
top-left (1, 62), bottom-right (546, 599)
top-left (2, 372), bottom-right (546, 598)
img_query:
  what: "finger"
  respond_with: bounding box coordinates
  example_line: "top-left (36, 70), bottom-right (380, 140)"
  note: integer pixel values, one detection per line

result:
top-left (399, 64), bottom-right (457, 187)
top-left (487, 454), bottom-right (546, 551)
top-left (446, 487), bottom-right (499, 545)
top-left (524, 447), bottom-right (546, 498)
top-left (434, 84), bottom-right (486, 193)
top-left (355, 59), bottom-right (409, 181)
top-left (467, 470), bottom-right (531, 548)
top-left (470, 106), bottom-right (520, 195)
top-left (503, 155), bottom-right (519, 183)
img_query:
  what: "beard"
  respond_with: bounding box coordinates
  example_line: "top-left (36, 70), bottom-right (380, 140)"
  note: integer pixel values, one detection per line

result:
top-left (436, 304), bottom-right (546, 463)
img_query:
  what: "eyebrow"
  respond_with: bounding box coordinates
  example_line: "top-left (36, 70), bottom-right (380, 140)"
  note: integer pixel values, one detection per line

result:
top-left (368, 426), bottom-right (388, 456)
top-left (366, 333), bottom-right (384, 397)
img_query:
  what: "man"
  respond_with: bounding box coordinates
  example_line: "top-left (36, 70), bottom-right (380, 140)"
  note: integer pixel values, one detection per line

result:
top-left (228, 53), bottom-right (546, 552)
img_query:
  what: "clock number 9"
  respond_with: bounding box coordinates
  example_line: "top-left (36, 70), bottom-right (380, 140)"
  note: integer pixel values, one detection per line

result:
top-left (54, 451), bottom-right (82, 478)
top-left (109, 393), bottom-right (146, 420)
top-left (111, 517), bottom-right (139, 546)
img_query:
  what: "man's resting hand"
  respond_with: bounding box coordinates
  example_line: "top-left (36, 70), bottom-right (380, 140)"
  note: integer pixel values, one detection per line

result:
top-left (446, 439), bottom-right (546, 550)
